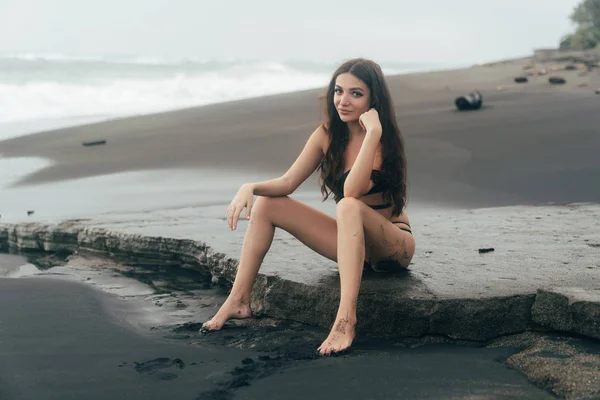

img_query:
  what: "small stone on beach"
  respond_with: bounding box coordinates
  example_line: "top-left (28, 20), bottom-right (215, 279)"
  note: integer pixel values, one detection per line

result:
top-left (478, 248), bottom-right (495, 254)
top-left (548, 76), bottom-right (566, 85)
top-left (455, 91), bottom-right (483, 111)
top-left (82, 139), bottom-right (107, 147)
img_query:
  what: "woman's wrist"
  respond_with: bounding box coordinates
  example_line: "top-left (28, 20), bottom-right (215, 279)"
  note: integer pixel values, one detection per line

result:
top-left (366, 127), bottom-right (382, 137)
top-left (244, 182), bottom-right (256, 194)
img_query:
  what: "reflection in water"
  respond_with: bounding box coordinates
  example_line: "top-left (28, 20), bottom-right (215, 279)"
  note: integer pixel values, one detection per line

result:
top-left (0, 157), bottom-right (52, 188)
top-left (0, 251), bottom-right (229, 331)
top-left (0, 165), bottom-right (280, 222)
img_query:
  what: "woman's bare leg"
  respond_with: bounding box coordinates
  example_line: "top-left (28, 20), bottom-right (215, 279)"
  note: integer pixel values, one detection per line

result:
top-left (317, 197), bottom-right (415, 355)
top-left (317, 197), bottom-right (363, 354)
top-left (201, 200), bottom-right (275, 330)
top-left (202, 196), bottom-right (337, 331)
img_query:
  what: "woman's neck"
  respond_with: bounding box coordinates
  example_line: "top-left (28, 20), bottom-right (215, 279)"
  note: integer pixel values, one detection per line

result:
top-left (346, 121), bottom-right (365, 139)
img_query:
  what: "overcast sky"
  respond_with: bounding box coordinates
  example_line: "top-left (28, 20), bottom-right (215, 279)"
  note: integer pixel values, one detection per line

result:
top-left (0, 0), bottom-right (581, 65)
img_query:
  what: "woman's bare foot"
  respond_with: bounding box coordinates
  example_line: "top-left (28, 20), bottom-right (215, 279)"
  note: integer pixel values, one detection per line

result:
top-left (317, 316), bottom-right (357, 355)
top-left (201, 297), bottom-right (252, 332)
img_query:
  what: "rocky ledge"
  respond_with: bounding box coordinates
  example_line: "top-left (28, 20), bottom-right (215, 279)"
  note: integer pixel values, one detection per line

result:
top-left (1, 203), bottom-right (599, 343)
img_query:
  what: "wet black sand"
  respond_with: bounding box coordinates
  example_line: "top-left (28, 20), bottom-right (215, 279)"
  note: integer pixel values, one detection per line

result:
top-left (0, 254), bottom-right (556, 400)
top-left (0, 278), bottom-right (253, 400)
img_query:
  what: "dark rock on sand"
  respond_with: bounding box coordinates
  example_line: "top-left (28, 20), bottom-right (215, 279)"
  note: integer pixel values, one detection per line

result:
top-left (548, 76), bottom-right (566, 85)
top-left (514, 76), bottom-right (528, 83)
top-left (532, 288), bottom-right (600, 340)
top-left (496, 332), bottom-right (600, 400)
top-left (82, 139), bottom-right (107, 147)
top-left (454, 91), bottom-right (483, 111)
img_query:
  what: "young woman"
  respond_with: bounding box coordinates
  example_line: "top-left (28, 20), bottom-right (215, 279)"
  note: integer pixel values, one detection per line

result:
top-left (202, 58), bottom-right (415, 355)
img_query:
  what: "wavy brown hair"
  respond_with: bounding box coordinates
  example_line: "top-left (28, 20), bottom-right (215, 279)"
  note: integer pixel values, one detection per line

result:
top-left (318, 58), bottom-right (408, 217)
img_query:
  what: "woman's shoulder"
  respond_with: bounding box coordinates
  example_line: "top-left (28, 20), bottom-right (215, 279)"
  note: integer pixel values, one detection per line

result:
top-left (310, 124), bottom-right (330, 153)
top-left (313, 123), bottom-right (329, 140)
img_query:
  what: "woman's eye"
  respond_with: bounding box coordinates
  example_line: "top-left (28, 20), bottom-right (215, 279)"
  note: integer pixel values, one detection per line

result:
top-left (334, 88), bottom-right (342, 94)
top-left (352, 91), bottom-right (362, 97)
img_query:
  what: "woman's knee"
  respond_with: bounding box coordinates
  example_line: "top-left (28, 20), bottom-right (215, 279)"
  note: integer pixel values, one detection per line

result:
top-left (336, 197), bottom-right (363, 219)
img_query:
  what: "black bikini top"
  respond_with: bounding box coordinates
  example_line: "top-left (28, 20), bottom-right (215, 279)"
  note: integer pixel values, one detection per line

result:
top-left (336, 169), bottom-right (387, 201)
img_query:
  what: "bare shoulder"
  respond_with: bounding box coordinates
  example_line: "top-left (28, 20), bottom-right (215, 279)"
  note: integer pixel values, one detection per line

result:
top-left (313, 123), bottom-right (330, 154)
top-left (281, 123), bottom-right (330, 192)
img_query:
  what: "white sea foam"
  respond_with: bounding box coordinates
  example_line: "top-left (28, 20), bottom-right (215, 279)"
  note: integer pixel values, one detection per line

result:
top-left (0, 53), bottom-right (445, 125)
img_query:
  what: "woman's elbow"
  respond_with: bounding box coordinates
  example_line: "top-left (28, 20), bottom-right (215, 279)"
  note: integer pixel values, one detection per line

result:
top-left (281, 176), bottom-right (296, 196)
top-left (342, 187), bottom-right (364, 198)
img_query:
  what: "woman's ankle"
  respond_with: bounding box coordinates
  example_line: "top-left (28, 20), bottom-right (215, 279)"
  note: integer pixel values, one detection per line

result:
top-left (226, 291), bottom-right (250, 304)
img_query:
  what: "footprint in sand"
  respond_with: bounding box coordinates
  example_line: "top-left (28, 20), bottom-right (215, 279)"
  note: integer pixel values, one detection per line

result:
top-left (133, 357), bottom-right (186, 381)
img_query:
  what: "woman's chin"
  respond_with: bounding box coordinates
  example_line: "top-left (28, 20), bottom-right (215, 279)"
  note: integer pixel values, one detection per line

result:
top-left (339, 114), bottom-right (358, 123)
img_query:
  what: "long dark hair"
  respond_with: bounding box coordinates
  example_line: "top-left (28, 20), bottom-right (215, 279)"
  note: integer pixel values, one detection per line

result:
top-left (318, 58), bottom-right (408, 217)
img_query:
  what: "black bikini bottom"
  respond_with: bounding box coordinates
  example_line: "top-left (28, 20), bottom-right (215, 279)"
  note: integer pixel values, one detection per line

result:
top-left (368, 202), bottom-right (392, 210)
top-left (393, 221), bottom-right (412, 234)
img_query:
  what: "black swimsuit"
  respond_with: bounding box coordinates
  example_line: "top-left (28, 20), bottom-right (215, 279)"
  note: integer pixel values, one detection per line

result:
top-left (336, 169), bottom-right (392, 209)
top-left (335, 169), bottom-right (412, 235)
top-left (392, 221), bottom-right (412, 234)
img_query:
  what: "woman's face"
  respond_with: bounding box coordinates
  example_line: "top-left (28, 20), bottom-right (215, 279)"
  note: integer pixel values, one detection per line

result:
top-left (333, 73), bottom-right (371, 123)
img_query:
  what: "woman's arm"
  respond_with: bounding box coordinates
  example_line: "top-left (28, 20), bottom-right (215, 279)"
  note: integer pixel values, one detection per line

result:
top-left (252, 125), bottom-right (327, 197)
top-left (343, 110), bottom-right (382, 198)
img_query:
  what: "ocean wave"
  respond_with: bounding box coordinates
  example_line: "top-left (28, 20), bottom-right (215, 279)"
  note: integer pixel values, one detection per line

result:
top-left (0, 53), bottom-right (443, 124)
top-left (1, 52), bottom-right (202, 65)
top-left (0, 70), bottom-right (329, 124)
top-left (0, 52), bottom-right (337, 70)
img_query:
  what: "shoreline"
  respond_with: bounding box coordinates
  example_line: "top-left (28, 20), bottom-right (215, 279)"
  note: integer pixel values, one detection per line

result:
top-left (0, 59), bottom-right (465, 135)
top-left (2, 59), bottom-right (600, 210)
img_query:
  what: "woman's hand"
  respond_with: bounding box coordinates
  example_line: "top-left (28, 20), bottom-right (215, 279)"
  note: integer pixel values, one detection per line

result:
top-left (226, 183), bottom-right (255, 231)
top-left (359, 108), bottom-right (382, 136)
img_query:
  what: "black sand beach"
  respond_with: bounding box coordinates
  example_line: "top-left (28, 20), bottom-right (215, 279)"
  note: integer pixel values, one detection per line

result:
top-left (1, 59), bottom-right (600, 399)
top-left (0, 270), bottom-right (249, 400)
top-left (0, 254), bottom-right (557, 400)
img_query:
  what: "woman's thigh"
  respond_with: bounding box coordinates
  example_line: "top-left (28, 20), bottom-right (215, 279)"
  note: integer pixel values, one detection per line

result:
top-left (254, 196), bottom-right (338, 262)
top-left (356, 203), bottom-right (416, 270)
